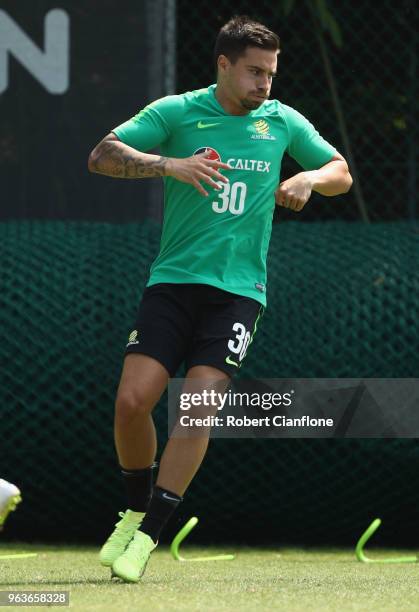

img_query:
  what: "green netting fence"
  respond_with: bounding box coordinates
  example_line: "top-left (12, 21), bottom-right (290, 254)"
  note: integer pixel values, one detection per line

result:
top-left (1, 220), bottom-right (418, 546)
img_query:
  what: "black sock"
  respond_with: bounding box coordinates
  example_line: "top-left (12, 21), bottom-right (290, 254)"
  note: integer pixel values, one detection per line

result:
top-left (120, 464), bottom-right (155, 512)
top-left (140, 486), bottom-right (183, 543)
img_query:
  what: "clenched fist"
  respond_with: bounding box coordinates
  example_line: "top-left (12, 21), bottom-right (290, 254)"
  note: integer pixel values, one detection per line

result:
top-left (275, 172), bottom-right (313, 212)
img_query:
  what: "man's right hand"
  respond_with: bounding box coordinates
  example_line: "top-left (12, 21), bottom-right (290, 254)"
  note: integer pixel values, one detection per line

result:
top-left (165, 152), bottom-right (232, 197)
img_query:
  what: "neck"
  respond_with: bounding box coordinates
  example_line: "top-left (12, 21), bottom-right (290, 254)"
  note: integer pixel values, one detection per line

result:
top-left (214, 83), bottom-right (250, 116)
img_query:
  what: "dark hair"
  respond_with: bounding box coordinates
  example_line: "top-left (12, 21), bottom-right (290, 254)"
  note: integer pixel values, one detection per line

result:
top-left (214, 15), bottom-right (280, 71)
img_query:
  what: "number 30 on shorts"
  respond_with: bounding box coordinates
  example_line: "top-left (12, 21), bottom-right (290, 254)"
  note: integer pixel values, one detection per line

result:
top-left (228, 322), bottom-right (251, 361)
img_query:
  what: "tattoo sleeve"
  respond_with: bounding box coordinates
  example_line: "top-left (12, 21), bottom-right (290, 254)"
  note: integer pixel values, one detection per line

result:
top-left (89, 135), bottom-right (168, 179)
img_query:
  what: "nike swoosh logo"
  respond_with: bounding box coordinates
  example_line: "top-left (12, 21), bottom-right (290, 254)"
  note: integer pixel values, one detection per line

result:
top-left (225, 355), bottom-right (239, 367)
top-left (162, 492), bottom-right (180, 502)
top-left (197, 121), bottom-right (221, 129)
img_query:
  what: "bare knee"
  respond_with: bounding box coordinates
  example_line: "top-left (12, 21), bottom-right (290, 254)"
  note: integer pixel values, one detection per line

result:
top-left (115, 389), bottom-right (153, 425)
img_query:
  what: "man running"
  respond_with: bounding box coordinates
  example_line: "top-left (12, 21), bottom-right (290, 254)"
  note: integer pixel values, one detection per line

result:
top-left (88, 14), bottom-right (352, 583)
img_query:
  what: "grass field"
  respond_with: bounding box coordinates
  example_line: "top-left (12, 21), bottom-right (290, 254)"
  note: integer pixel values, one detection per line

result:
top-left (1, 542), bottom-right (419, 611)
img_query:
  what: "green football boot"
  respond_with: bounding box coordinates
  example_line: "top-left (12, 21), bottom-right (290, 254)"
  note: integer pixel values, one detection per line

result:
top-left (99, 510), bottom-right (145, 567)
top-left (111, 530), bottom-right (157, 583)
top-left (0, 480), bottom-right (21, 530)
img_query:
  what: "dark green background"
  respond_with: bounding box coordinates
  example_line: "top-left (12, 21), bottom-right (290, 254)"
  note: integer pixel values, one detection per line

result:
top-left (1, 1), bottom-right (418, 547)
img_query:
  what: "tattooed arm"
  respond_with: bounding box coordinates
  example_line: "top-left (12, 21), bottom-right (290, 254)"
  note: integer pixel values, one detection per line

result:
top-left (88, 133), bottom-right (168, 178)
top-left (88, 132), bottom-right (232, 195)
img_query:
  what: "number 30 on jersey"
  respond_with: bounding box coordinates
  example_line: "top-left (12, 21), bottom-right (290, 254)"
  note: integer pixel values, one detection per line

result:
top-left (212, 181), bottom-right (247, 215)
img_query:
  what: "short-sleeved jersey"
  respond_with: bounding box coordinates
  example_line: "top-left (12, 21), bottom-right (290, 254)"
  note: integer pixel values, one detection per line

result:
top-left (112, 84), bottom-right (337, 306)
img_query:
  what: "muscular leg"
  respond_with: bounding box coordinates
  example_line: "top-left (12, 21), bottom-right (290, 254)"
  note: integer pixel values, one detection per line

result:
top-left (111, 366), bottom-right (231, 579)
top-left (156, 365), bottom-right (230, 496)
top-left (114, 353), bottom-right (169, 469)
top-left (99, 354), bottom-right (169, 567)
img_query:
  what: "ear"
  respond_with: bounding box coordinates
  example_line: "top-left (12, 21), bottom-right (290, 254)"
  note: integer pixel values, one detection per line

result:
top-left (217, 54), bottom-right (230, 73)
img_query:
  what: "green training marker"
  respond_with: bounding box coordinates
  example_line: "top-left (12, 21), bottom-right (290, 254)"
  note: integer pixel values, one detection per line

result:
top-left (355, 518), bottom-right (417, 563)
top-left (171, 517), bottom-right (235, 562)
top-left (0, 553), bottom-right (38, 559)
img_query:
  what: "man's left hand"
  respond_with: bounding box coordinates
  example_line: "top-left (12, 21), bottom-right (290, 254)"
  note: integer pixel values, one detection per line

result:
top-left (274, 172), bottom-right (313, 212)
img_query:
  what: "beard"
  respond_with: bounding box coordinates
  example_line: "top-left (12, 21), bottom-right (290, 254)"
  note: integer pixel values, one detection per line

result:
top-left (240, 96), bottom-right (266, 111)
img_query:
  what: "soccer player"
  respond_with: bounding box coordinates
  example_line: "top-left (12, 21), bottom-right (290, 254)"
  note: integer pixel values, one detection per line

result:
top-left (88, 15), bottom-right (352, 582)
top-left (0, 479), bottom-right (21, 530)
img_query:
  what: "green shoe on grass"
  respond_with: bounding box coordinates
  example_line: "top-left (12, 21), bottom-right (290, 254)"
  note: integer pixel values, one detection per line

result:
top-left (111, 530), bottom-right (157, 583)
top-left (99, 510), bottom-right (145, 567)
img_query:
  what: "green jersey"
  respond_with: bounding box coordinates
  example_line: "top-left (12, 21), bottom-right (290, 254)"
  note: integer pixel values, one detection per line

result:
top-left (112, 84), bottom-right (337, 306)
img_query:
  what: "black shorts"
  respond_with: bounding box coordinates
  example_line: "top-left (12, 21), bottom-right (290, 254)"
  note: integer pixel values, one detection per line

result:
top-left (125, 283), bottom-right (265, 378)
